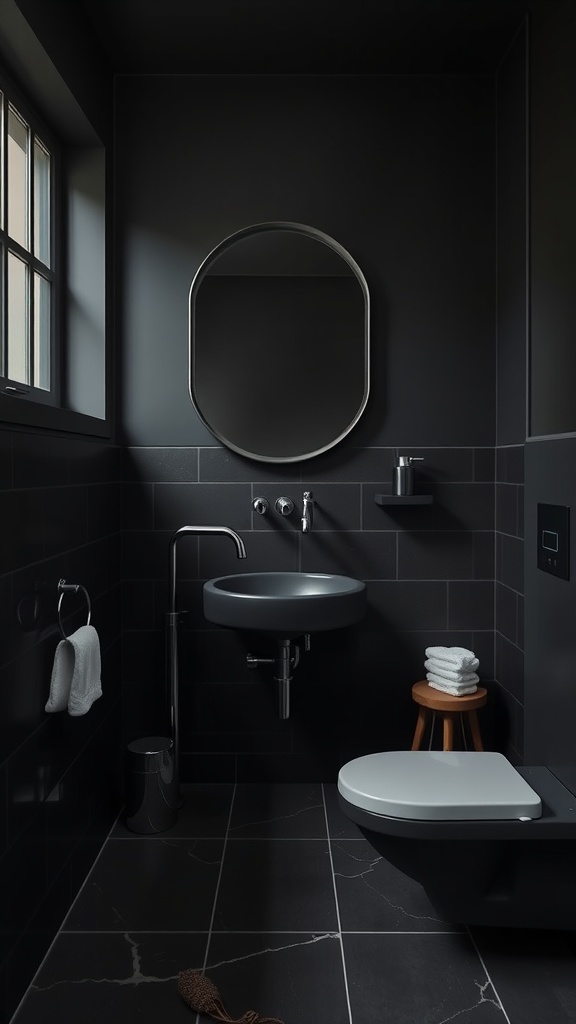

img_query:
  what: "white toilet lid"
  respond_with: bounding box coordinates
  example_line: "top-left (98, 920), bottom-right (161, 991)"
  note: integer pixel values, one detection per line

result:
top-left (338, 751), bottom-right (542, 821)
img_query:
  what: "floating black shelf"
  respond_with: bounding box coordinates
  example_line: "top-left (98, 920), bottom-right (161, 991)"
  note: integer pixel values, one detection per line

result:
top-left (374, 494), bottom-right (433, 505)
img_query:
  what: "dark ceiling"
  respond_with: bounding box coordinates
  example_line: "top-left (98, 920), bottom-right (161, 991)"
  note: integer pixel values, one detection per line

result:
top-left (78, 0), bottom-right (527, 75)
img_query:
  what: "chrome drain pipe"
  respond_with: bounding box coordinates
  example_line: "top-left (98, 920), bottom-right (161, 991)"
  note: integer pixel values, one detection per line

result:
top-left (275, 639), bottom-right (292, 719)
top-left (247, 636), bottom-right (310, 719)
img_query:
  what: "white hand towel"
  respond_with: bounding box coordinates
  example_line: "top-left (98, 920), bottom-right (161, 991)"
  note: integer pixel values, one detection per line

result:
top-left (427, 670), bottom-right (479, 687)
top-left (425, 646), bottom-right (477, 670)
top-left (427, 677), bottom-right (478, 696)
top-left (424, 659), bottom-right (479, 682)
top-left (45, 625), bottom-right (102, 716)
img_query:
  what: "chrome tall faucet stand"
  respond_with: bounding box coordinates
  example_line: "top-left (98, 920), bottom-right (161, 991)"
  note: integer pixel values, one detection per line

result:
top-left (167, 525), bottom-right (246, 799)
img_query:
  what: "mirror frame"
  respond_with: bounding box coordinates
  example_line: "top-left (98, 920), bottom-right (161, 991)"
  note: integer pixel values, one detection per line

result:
top-left (189, 221), bottom-right (370, 462)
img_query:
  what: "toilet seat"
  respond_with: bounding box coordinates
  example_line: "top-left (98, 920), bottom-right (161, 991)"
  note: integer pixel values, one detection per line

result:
top-left (338, 750), bottom-right (542, 821)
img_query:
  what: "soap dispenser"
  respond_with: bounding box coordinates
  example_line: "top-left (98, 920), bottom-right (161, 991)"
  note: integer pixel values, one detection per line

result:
top-left (393, 456), bottom-right (424, 496)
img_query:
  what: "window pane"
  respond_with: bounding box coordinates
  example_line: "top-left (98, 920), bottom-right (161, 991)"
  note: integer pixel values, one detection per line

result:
top-left (34, 273), bottom-right (50, 390)
top-left (8, 105), bottom-right (29, 250)
top-left (8, 252), bottom-right (29, 384)
top-left (34, 138), bottom-right (51, 266)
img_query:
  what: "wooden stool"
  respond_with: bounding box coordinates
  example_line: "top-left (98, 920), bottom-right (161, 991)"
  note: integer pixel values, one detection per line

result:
top-left (411, 680), bottom-right (487, 752)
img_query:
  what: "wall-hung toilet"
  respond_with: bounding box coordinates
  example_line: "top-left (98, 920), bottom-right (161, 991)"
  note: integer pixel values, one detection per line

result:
top-left (338, 750), bottom-right (576, 929)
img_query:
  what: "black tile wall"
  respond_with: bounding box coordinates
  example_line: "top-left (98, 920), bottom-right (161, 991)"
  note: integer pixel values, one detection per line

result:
top-left (121, 444), bottom-right (496, 780)
top-left (0, 428), bottom-right (122, 1023)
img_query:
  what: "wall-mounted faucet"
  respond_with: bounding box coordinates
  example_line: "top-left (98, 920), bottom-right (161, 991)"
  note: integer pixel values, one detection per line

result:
top-left (302, 491), bottom-right (314, 532)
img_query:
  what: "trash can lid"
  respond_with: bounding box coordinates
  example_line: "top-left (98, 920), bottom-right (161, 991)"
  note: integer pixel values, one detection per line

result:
top-left (127, 735), bottom-right (173, 772)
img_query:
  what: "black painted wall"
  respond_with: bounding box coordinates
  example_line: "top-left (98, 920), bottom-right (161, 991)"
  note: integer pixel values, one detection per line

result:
top-left (494, 25), bottom-right (527, 761)
top-left (116, 73), bottom-right (498, 779)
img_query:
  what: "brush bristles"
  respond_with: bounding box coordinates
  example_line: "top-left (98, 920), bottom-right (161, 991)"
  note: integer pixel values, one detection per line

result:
top-left (178, 969), bottom-right (221, 1012)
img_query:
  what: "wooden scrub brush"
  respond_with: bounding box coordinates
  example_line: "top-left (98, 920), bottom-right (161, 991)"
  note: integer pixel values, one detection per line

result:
top-left (178, 968), bottom-right (284, 1024)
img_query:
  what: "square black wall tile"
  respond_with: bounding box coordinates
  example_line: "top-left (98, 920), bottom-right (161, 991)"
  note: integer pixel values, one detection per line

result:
top-left (497, 533), bottom-right (524, 593)
top-left (301, 530), bottom-right (396, 579)
top-left (474, 531), bottom-right (496, 579)
top-left (0, 429), bottom-right (12, 488)
top-left (433, 482), bottom-right (495, 530)
top-left (496, 482), bottom-right (519, 535)
top-left (122, 482), bottom-right (154, 529)
top-left (495, 582), bottom-right (517, 643)
top-left (474, 447), bottom-right (496, 481)
top-left (367, 581), bottom-right (448, 630)
top-left (305, 446), bottom-right (393, 482)
top-left (408, 447), bottom-right (475, 483)
top-left (12, 433), bottom-right (50, 488)
top-left (448, 581), bottom-right (494, 630)
top-left (153, 483), bottom-right (251, 531)
top-left (495, 633), bottom-right (524, 703)
top-left (123, 446), bottom-right (198, 482)
top-left (398, 531), bottom-right (475, 580)
top-left (199, 446), bottom-right (301, 482)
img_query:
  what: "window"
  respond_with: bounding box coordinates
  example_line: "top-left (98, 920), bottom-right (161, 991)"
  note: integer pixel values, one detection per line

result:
top-left (0, 79), bottom-right (59, 405)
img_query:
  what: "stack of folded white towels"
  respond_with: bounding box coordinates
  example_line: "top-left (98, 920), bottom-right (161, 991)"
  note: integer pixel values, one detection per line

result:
top-left (424, 646), bottom-right (479, 696)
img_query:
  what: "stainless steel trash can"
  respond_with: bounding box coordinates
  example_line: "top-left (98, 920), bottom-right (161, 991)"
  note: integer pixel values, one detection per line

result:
top-left (125, 735), bottom-right (177, 834)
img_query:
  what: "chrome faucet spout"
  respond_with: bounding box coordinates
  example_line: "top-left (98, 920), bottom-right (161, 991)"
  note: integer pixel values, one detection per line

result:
top-left (169, 525), bottom-right (246, 613)
top-left (301, 491), bottom-right (314, 533)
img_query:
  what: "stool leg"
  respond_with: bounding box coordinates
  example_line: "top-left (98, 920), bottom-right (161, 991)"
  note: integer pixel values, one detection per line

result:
top-left (468, 710), bottom-right (484, 751)
top-left (442, 713), bottom-right (454, 751)
top-left (411, 707), bottom-right (428, 751)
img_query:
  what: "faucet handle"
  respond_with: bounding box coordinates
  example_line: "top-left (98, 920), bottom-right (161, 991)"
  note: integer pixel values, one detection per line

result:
top-left (252, 496), bottom-right (269, 515)
top-left (275, 497), bottom-right (294, 516)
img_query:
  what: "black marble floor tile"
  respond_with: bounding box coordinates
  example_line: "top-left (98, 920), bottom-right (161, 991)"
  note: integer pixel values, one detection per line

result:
top-left (228, 783), bottom-right (327, 838)
top-left (343, 932), bottom-right (507, 1023)
top-left (213, 839), bottom-right (338, 932)
top-left (471, 927), bottom-right (576, 1023)
top-left (332, 839), bottom-right (459, 933)
top-left (323, 782), bottom-right (365, 839)
top-left (11, 932), bottom-right (208, 1024)
top-left (112, 783), bottom-right (234, 838)
top-left (63, 838), bottom-right (224, 931)
top-left (204, 931), bottom-right (350, 1024)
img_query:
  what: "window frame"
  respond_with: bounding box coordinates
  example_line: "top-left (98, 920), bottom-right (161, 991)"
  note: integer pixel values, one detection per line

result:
top-left (0, 66), bottom-right (62, 409)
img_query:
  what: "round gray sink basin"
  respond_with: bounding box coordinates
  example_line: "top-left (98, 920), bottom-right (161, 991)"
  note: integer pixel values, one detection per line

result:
top-left (203, 571), bottom-right (366, 634)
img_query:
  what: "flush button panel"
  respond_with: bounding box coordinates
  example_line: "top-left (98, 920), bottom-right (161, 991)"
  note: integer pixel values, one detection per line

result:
top-left (537, 503), bottom-right (570, 580)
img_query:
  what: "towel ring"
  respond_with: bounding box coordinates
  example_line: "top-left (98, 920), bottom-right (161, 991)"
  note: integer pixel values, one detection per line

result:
top-left (57, 579), bottom-right (91, 640)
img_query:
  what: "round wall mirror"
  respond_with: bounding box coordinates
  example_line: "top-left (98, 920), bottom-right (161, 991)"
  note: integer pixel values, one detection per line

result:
top-left (189, 222), bottom-right (370, 462)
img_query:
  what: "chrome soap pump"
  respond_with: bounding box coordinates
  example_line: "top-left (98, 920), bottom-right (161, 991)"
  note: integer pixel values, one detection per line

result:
top-left (393, 455), bottom-right (424, 496)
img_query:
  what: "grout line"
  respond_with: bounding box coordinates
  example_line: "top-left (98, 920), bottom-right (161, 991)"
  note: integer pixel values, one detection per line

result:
top-left (321, 783), bottom-right (354, 1024)
top-left (57, 926), bottom-right (467, 935)
top-left (198, 778), bottom-right (238, 1024)
top-left (466, 927), bottom-right (512, 1023)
